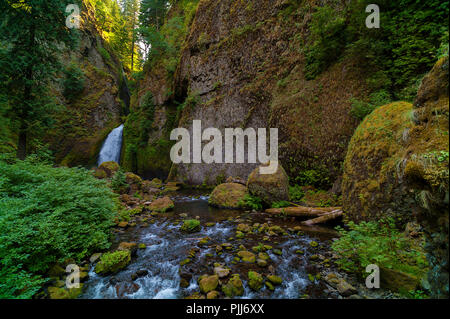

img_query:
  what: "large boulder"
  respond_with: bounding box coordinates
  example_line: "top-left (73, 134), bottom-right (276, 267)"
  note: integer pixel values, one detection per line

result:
top-left (97, 161), bottom-right (120, 178)
top-left (208, 183), bottom-right (248, 209)
top-left (342, 57), bottom-right (449, 298)
top-left (222, 274), bottom-right (244, 297)
top-left (149, 196), bottom-right (174, 212)
top-left (247, 163), bottom-right (290, 205)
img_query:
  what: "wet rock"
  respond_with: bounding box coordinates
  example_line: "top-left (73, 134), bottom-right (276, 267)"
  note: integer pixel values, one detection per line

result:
top-left (237, 223), bottom-right (251, 233)
top-left (94, 250), bottom-right (131, 275)
top-left (149, 196), bottom-right (174, 213)
top-left (48, 264), bottom-right (65, 278)
top-left (248, 271), bottom-right (264, 291)
top-left (222, 274), bottom-right (244, 297)
top-left (136, 269), bottom-right (149, 277)
top-left (257, 259), bottom-right (268, 267)
top-left (117, 221), bottom-right (128, 228)
top-left (237, 251), bottom-right (256, 263)
top-left (199, 275), bottom-right (219, 294)
top-left (247, 163), bottom-right (290, 205)
top-left (89, 253), bottom-right (102, 264)
top-left (325, 273), bottom-right (357, 297)
top-left (214, 267), bottom-right (230, 278)
top-left (180, 219), bottom-right (201, 233)
top-left (267, 275), bottom-right (283, 285)
top-left (207, 290), bottom-right (220, 299)
top-left (48, 286), bottom-right (70, 299)
top-left (180, 278), bottom-right (190, 288)
top-left (208, 183), bottom-right (248, 209)
top-left (265, 281), bottom-right (275, 291)
top-left (117, 242), bottom-right (138, 256)
top-left (115, 282), bottom-right (140, 298)
top-left (380, 266), bottom-right (421, 293)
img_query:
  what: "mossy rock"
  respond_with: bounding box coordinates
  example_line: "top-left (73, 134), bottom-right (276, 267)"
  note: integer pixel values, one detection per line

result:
top-left (248, 271), bottom-right (264, 291)
top-left (222, 274), bottom-right (244, 297)
top-left (247, 163), bottom-right (290, 205)
top-left (98, 161), bottom-right (120, 178)
top-left (208, 183), bottom-right (248, 209)
top-left (94, 250), bottom-right (131, 275)
top-left (149, 196), bottom-right (174, 212)
top-left (199, 275), bottom-right (219, 294)
top-left (237, 251), bottom-right (256, 263)
top-left (180, 219), bottom-right (201, 233)
top-left (267, 275), bottom-right (282, 285)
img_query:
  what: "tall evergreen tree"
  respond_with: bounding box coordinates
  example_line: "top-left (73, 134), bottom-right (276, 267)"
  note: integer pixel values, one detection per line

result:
top-left (0, 0), bottom-right (79, 159)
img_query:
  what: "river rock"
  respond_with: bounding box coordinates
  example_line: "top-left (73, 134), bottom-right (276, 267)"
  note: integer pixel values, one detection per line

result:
top-left (248, 271), bottom-right (264, 291)
top-left (247, 163), bottom-right (290, 205)
top-left (89, 253), bottom-right (102, 264)
top-left (325, 273), bottom-right (357, 297)
top-left (199, 275), bottom-right (219, 294)
top-left (267, 275), bottom-right (282, 285)
top-left (237, 251), bottom-right (256, 263)
top-left (149, 196), bottom-right (174, 212)
top-left (206, 290), bottom-right (220, 299)
top-left (214, 266), bottom-right (230, 278)
top-left (94, 250), bottom-right (131, 275)
top-left (208, 183), bottom-right (248, 209)
top-left (222, 274), bottom-right (244, 297)
top-left (180, 219), bottom-right (201, 233)
top-left (117, 242), bottom-right (138, 256)
top-left (237, 223), bottom-right (251, 233)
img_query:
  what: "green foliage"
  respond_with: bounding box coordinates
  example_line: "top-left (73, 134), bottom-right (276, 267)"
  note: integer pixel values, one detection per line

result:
top-left (63, 63), bottom-right (85, 101)
top-left (138, 92), bottom-right (156, 146)
top-left (350, 90), bottom-right (392, 120)
top-left (331, 218), bottom-right (428, 277)
top-left (304, 5), bottom-right (346, 80)
top-left (0, 158), bottom-right (117, 298)
top-left (289, 185), bottom-right (305, 202)
top-left (110, 169), bottom-right (128, 193)
top-left (408, 289), bottom-right (429, 299)
top-left (180, 219), bottom-right (201, 233)
top-left (271, 201), bottom-right (291, 208)
top-left (293, 167), bottom-right (330, 188)
top-left (240, 194), bottom-right (263, 211)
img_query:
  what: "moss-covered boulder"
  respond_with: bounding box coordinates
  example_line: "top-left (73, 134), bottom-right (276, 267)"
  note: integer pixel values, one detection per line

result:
top-left (198, 275), bottom-right (219, 294)
top-left (149, 196), bottom-right (174, 212)
top-left (208, 183), bottom-right (248, 209)
top-left (125, 172), bottom-right (143, 194)
top-left (180, 219), bottom-right (201, 233)
top-left (94, 250), bottom-right (131, 275)
top-left (247, 164), bottom-right (289, 205)
top-left (248, 271), bottom-right (264, 291)
top-left (222, 274), bottom-right (244, 297)
top-left (98, 161), bottom-right (120, 178)
top-left (342, 57), bottom-right (449, 298)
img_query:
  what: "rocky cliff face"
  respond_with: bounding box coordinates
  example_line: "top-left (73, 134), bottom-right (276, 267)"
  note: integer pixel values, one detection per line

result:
top-left (45, 1), bottom-right (128, 167)
top-left (129, 0), bottom-right (367, 186)
top-left (167, 0), bottom-right (365, 185)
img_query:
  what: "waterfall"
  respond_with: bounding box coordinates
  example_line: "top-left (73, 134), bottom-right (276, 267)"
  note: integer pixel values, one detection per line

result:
top-left (97, 124), bottom-right (124, 166)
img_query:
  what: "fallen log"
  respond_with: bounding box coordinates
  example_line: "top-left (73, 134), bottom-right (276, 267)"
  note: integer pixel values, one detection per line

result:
top-left (301, 210), bottom-right (343, 226)
top-left (265, 206), bottom-right (342, 217)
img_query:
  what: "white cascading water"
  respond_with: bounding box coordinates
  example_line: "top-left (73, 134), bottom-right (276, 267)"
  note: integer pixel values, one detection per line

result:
top-left (97, 124), bottom-right (124, 166)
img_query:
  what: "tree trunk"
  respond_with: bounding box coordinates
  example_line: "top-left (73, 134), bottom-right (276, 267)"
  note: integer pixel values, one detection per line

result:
top-left (17, 124), bottom-right (27, 160)
top-left (302, 210), bottom-right (343, 226)
top-left (265, 206), bottom-right (342, 217)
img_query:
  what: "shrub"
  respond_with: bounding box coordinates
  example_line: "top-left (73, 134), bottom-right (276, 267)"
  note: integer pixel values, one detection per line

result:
top-left (289, 185), bottom-right (305, 202)
top-left (240, 194), bottom-right (263, 211)
top-left (110, 169), bottom-right (128, 193)
top-left (331, 218), bottom-right (428, 278)
top-left (350, 90), bottom-right (391, 120)
top-left (0, 159), bottom-right (117, 298)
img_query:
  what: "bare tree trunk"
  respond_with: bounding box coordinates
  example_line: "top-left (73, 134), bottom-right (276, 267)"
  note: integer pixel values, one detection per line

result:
top-left (265, 206), bottom-right (342, 217)
top-left (302, 210), bottom-right (343, 226)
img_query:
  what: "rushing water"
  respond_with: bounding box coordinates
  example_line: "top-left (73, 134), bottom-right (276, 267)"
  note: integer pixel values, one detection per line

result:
top-left (97, 124), bottom-right (124, 166)
top-left (81, 194), bottom-right (339, 299)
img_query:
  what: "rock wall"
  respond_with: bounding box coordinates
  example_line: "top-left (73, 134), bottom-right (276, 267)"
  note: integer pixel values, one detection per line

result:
top-left (169, 0), bottom-right (365, 185)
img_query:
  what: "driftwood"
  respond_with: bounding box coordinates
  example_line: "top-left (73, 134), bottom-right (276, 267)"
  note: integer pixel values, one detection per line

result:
top-left (302, 210), bottom-right (343, 226)
top-left (265, 206), bottom-right (342, 217)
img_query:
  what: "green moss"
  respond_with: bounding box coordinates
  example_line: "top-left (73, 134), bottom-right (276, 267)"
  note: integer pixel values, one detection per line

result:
top-left (180, 219), bottom-right (201, 233)
top-left (94, 250), bottom-right (131, 275)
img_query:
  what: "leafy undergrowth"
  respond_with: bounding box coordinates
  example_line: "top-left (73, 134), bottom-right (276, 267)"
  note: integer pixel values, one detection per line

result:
top-left (331, 218), bottom-right (428, 290)
top-left (0, 157), bottom-right (118, 298)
